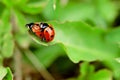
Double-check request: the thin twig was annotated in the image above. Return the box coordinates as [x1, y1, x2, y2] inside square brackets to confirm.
[24, 49, 55, 80]
[13, 47, 22, 80]
[11, 10, 22, 80]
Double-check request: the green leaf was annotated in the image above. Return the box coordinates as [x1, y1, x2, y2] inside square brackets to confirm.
[19, 1, 47, 14]
[89, 69, 112, 80]
[1, 0, 28, 8]
[103, 60, 120, 80]
[0, 67, 7, 80]
[3, 67, 13, 80]
[2, 29, 14, 58]
[0, 9, 11, 36]
[93, 0, 117, 23]
[1, 9, 10, 27]
[43, 0, 118, 28]
[80, 62, 94, 75]
[34, 44, 65, 67]
[0, 55, 3, 66]
[105, 27, 120, 44]
[14, 10, 27, 34]
[0, 3, 6, 17]
[12, 0, 28, 6]
[43, 0, 94, 21]
[1, 0, 14, 8]
[0, 9, 14, 58]
[15, 33, 30, 49]
[50, 21, 119, 63]
[77, 62, 112, 80]
[0, 15, 3, 54]
[78, 62, 94, 80]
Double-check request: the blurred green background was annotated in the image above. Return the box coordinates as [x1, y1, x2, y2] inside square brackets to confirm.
[0, 0, 120, 80]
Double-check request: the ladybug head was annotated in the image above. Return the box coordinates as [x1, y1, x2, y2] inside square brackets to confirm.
[25, 23, 34, 29]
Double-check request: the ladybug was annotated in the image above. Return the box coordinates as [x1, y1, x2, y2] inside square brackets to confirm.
[26, 22, 55, 42]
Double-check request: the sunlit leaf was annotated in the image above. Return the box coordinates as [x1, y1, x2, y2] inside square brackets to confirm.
[1, 9, 10, 27]
[19, 1, 47, 14]
[105, 27, 120, 44]
[34, 44, 65, 67]
[0, 55, 2, 66]
[3, 67, 13, 80]
[77, 62, 112, 80]
[12, 0, 28, 6]
[94, 0, 118, 23]
[14, 10, 26, 34]
[103, 60, 120, 80]
[2, 29, 14, 58]
[1, 0, 13, 8]
[78, 62, 94, 80]
[28, 21, 119, 63]
[50, 21, 119, 63]
[43, 0, 118, 28]
[1, 9, 14, 58]
[0, 67, 7, 80]
[89, 69, 112, 80]
[43, 0, 94, 21]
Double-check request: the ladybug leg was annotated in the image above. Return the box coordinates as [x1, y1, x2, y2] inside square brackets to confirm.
[28, 29, 33, 34]
[41, 37, 46, 42]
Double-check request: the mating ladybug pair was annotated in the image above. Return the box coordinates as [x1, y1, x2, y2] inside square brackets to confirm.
[26, 22, 55, 42]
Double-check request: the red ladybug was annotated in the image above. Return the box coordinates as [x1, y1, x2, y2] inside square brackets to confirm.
[26, 22, 55, 42]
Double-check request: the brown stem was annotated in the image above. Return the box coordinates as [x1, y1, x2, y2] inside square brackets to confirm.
[13, 47, 22, 80]
[10, 10, 22, 80]
[24, 50, 55, 80]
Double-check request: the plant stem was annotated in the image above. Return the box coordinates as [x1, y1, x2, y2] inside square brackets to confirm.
[14, 47, 22, 80]
[11, 10, 22, 80]
[24, 49, 55, 80]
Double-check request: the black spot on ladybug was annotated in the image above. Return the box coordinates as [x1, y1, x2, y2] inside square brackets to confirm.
[40, 34, 42, 36]
[46, 30, 48, 33]
[36, 24, 39, 26]
[47, 39, 49, 41]
[51, 35, 54, 38]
